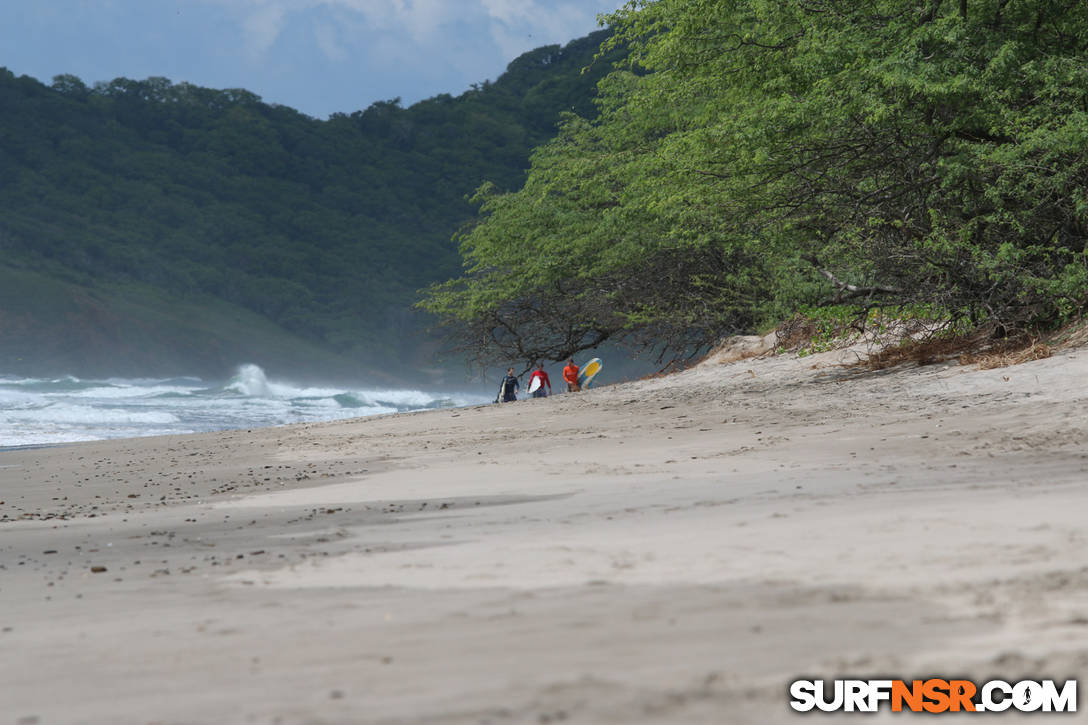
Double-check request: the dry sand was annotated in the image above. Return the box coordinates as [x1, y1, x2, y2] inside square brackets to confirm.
[2, 340, 1087, 724]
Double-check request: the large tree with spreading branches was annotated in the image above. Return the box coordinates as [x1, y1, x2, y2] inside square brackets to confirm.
[421, 0, 1088, 366]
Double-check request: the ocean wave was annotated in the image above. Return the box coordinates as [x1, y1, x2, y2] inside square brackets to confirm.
[3, 404, 181, 425]
[68, 385, 199, 400]
[1, 427, 195, 448]
[0, 376, 104, 393]
[0, 363, 487, 446]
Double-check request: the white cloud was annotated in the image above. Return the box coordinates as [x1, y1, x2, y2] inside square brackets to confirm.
[478, 0, 528, 24]
[239, 3, 287, 59]
[203, 0, 616, 62]
[483, 2, 600, 60]
[312, 21, 347, 62]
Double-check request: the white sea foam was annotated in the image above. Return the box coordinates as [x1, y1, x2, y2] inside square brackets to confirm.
[0, 363, 486, 447]
[67, 385, 197, 400]
[226, 364, 273, 397]
[3, 405, 180, 425]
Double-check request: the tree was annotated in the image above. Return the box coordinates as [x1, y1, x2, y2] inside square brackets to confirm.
[605, 0, 1088, 328]
[51, 74, 89, 98]
[423, 0, 1088, 367]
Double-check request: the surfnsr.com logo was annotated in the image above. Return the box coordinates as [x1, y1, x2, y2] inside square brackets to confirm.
[789, 679, 1077, 713]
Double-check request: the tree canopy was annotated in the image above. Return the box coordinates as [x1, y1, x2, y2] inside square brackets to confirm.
[421, 0, 1088, 366]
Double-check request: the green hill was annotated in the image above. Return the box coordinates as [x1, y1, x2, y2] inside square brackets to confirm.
[0, 30, 621, 380]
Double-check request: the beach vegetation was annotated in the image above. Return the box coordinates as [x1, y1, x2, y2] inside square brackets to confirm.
[421, 0, 1088, 368]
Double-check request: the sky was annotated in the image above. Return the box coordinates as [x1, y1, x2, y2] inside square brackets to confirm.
[0, 0, 626, 119]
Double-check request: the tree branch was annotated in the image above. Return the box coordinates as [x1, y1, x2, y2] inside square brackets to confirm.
[804, 254, 902, 302]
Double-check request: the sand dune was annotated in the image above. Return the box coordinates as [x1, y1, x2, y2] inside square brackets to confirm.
[2, 341, 1086, 723]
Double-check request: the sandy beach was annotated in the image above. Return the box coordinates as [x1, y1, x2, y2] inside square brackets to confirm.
[2, 340, 1087, 724]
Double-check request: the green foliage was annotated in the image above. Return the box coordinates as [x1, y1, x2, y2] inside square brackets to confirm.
[0, 30, 622, 374]
[423, 0, 1088, 365]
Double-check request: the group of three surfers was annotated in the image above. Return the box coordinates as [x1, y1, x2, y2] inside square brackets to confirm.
[497, 359, 581, 403]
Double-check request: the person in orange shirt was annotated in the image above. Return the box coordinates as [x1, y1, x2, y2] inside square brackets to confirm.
[563, 358, 580, 392]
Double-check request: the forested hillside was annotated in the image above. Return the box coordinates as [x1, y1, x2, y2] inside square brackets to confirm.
[0, 29, 621, 379]
[423, 0, 1088, 366]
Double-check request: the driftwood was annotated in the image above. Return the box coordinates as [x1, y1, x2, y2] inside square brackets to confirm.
[804, 254, 901, 303]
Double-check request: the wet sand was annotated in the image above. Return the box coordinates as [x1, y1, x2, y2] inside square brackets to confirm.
[2, 340, 1087, 723]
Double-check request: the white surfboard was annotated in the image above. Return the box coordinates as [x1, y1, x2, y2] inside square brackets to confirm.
[528, 376, 542, 393]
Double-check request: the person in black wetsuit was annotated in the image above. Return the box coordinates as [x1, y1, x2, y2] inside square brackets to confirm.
[497, 368, 520, 402]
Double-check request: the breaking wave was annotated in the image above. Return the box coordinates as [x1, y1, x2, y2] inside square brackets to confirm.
[0, 364, 485, 447]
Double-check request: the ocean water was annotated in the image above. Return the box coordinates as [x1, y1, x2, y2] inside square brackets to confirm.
[0, 363, 486, 448]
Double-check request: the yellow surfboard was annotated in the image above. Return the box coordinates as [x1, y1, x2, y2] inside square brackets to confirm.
[578, 358, 602, 388]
